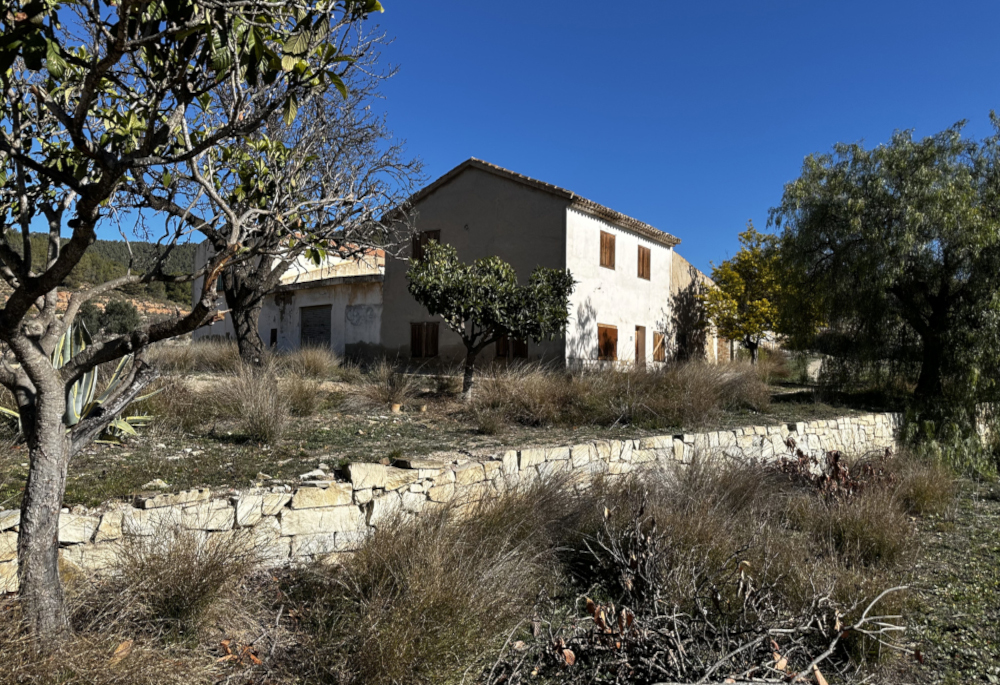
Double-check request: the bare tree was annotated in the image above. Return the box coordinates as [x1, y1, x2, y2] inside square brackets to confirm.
[135, 62, 422, 363]
[0, 0, 385, 638]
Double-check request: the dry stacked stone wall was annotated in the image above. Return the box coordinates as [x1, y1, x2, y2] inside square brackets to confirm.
[0, 412, 902, 590]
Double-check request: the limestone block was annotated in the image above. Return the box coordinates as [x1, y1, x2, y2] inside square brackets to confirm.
[436, 468, 457, 484]
[366, 491, 402, 527]
[427, 483, 455, 503]
[291, 483, 353, 510]
[616, 440, 633, 463]
[483, 461, 503, 480]
[291, 533, 339, 558]
[384, 466, 420, 491]
[708, 432, 720, 448]
[693, 434, 709, 452]
[769, 434, 787, 456]
[122, 506, 182, 536]
[608, 462, 633, 475]
[408, 482, 425, 493]
[235, 494, 264, 527]
[182, 502, 234, 531]
[519, 448, 546, 469]
[262, 493, 292, 516]
[793, 422, 806, 434]
[547, 446, 571, 461]
[736, 435, 756, 450]
[637, 435, 671, 450]
[631, 449, 658, 464]
[0, 531, 16, 562]
[594, 441, 615, 462]
[502, 450, 519, 476]
[571, 444, 593, 468]
[140, 488, 210, 510]
[538, 460, 570, 478]
[401, 491, 426, 513]
[336, 531, 368, 552]
[418, 468, 444, 479]
[0, 560, 18, 593]
[60, 542, 116, 572]
[454, 481, 491, 504]
[58, 514, 98, 544]
[94, 511, 124, 542]
[455, 462, 486, 485]
[0, 510, 19, 532]
[347, 463, 386, 490]
[717, 432, 736, 448]
[280, 506, 366, 536]
[252, 517, 290, 563]
[681, 434, 696, 444]
[579, 460, 608, 475]
[354, 488, 373, 505]
[672, 439, 685, 462]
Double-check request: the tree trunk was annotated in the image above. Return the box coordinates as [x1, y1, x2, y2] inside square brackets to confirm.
[17, 376, 71, 638]
[915, 335, 945, 400]
[747, 340, 759, 365]
[230, 298, 265, 365]
[462, 347, 477, 402]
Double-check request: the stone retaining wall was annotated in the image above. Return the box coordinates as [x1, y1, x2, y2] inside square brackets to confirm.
[0, 412, 902, 591]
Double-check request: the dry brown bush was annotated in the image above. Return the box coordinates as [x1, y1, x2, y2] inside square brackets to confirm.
[277, 345, 339, 379]
[278, 479, 575, 685]
[214, 360, 288, 443]
[148, 339, 241, 375]
[282, 374, 323, 417]
[469, 361, 771, 432]
[355, 358, 417, 407]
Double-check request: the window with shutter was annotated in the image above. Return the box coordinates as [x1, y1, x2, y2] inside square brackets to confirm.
[496, 334, 510, 359]
[635, 326, 646, 366]
[638, 246, 651, 280]
[600, 231, 615, 269]
[653, 332, 666, 362]
[597, 324, 618, 361]
[513, 338, 529, 358]
[411, 230, 441, 261]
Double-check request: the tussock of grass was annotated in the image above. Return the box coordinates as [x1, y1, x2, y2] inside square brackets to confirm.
[277, 345, 339, 379]
[469, 361, 771, 432]
[215, 360, 288, 443]
[148, 340, 241, 375]
[355, 358, 417, 407]
[282, 374, 323, 417]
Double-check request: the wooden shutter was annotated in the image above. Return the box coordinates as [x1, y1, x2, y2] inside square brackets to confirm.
[410, 323, 423, 357]
[635, 326, 646, 365]
[411, 230, 442, 262]
[653, 332, 666, 362]
[513, 338, 529, 358]
[638, 246, 651, 280]
[496, 334, 510, 359]
[425, 322, 439, 357]
[600, 231, 615, 269]
[269, 328, 278, 348]
[597, 324, 618, 361]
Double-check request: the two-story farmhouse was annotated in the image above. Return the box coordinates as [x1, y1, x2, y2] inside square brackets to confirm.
[381, 158, 718, 366]
[192, 158, 720, 365]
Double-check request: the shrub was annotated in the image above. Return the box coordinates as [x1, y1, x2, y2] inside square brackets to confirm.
[130, 378, 211, 434]
[356, 358, 416, 407]
[894, 452, 956, 516]
[108, 526, 260, 637]
[100, 298, 142, 335]
[216, 361, 288, 443]
[77, 300, 102, 333]
[805, 488, 914, 567]
[281, 480, 573, 685]
[283, 374, 322, 417]
[279, 346, 339, 379]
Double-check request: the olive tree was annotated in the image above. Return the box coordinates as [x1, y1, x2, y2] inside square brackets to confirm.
[407, 241, 575, 399]
[0, 0, 384, 637]
[772, 117, 1000, 431]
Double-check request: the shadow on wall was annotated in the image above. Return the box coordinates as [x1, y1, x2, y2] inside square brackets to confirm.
[566, 296, 598, 362]
[670, 278, 709, 362]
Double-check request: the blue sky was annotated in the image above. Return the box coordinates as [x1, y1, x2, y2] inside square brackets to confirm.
[369, 0, 1000, 273]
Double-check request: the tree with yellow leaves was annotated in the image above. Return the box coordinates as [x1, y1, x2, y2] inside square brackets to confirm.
[702, 222, 780, 364]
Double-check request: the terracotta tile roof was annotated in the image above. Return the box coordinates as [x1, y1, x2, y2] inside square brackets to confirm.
[407, 158, 680, 248]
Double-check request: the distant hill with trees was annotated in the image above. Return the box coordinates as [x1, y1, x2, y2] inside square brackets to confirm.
[9, 232, 195, 305]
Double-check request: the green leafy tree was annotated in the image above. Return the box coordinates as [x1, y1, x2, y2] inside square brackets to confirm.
[407, 242, 575, 399]
[99, 299, 141, 335]
[771, 118, 1000, 434]
[702, 223, 781, 364]
[0, 0, 383, 637]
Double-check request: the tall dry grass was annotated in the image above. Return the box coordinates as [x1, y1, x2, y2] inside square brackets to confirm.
[470, 361, 771, 432]
[215, 360, 288, 443]
[276, 345, 339, 379]
[147, 339, 242, 374]
[354, 358, 417, 407]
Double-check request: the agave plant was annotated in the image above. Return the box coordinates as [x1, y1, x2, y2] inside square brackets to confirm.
[0, 322, 155, 441]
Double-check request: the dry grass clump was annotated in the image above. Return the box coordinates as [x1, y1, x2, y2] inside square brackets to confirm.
[131, 378, 214, 434]
[470, 361, 771, 432]
[215, 360, 288, 443]
[282, 374, 323, 417]
[148, 339, 241, 374]
[277, 345, 339, 379]
[279, 480, 575, 685]
[894, 453, 956, 516]
[355, 358, 416, 407]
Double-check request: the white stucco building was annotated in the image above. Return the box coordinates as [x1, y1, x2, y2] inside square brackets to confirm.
[381, 158, 719, 366]
[192, 244, 384, 356]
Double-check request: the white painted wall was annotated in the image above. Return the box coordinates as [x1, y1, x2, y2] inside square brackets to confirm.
[260, 280, 382, 355]
[565, 208, 673, 366]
